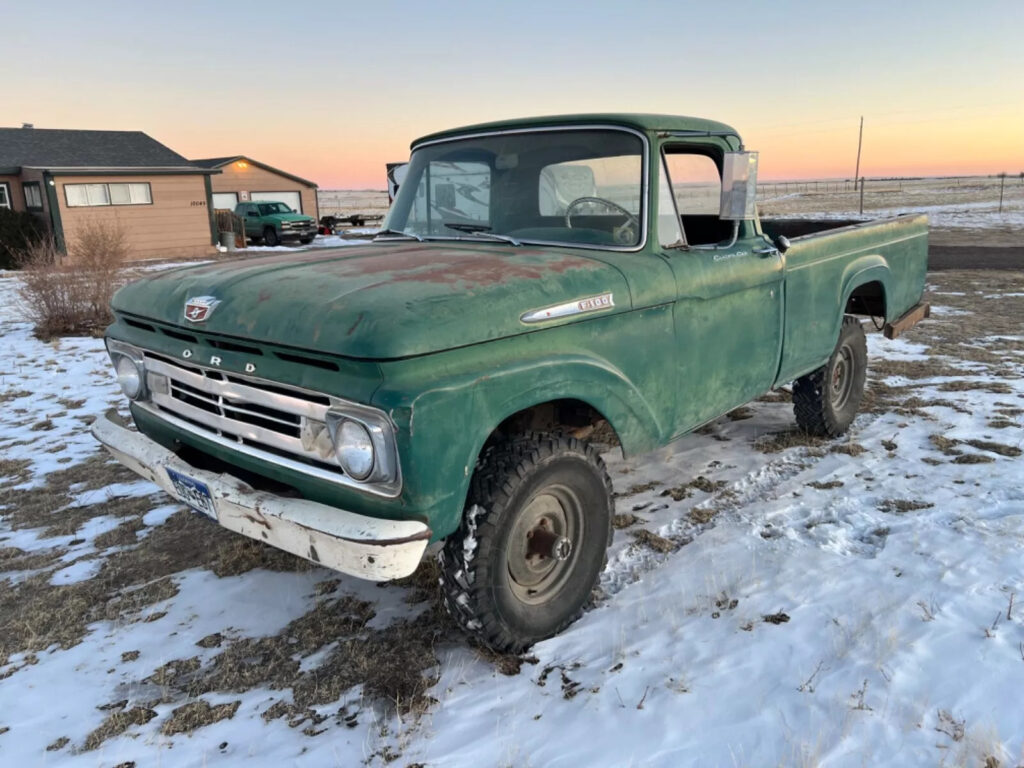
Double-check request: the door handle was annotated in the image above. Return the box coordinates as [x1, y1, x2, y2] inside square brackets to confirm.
[753, 246, 779, 258]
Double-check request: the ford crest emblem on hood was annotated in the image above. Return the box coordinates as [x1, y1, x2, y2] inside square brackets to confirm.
[184, 296, 220, 323]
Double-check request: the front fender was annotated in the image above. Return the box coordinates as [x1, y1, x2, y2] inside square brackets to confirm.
[373, 306, 676, 539]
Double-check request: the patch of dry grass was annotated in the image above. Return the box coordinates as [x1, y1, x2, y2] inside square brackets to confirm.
[612, 513, 643, 530]
[613, 480, 658, 499]
[880, 500, 934, 514]
[92, 517, 145, 550]
[870, 359, 974, 381]
[631, 529, 675, 553]
[937, 380, 1013, 395]
[754, 429, 828, 454]
[963, 439, 1021, 457]
[806, 480, 844, 490]
[0, 546, 64, 573]
[83, 706, 157, 751]
[687, 507, 719, 525]
[953, 454, 996, 464]
[161, 700, 241, 737]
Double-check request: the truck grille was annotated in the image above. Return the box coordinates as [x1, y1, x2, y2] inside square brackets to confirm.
[142, 352, 340, 473]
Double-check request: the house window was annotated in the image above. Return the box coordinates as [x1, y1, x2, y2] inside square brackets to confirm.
[23, 182, 44, 210]
[0, 183, 11, 210]
[64, 182, 152, 207]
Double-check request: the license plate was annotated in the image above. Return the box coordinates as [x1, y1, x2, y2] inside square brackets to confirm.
[166, 467, 216, 519]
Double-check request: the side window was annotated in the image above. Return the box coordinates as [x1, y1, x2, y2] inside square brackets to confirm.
[663, 152, 721, 217]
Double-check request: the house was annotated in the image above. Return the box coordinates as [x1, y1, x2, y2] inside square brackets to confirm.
[0, 126, 219, 261]
[191, 156, 319, 219]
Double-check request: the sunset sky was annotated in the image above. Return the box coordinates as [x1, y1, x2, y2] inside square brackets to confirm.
[3, 0, 1022, 188]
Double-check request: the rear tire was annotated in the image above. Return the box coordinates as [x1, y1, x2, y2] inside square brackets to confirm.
[263, 227, 279, 247]
[793, 315, 867, 437]
[439, 434, 613, 652]
[299, 236, 314, 245]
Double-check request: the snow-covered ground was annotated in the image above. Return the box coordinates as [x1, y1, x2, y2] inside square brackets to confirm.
[759, 196, 1024, 233]
[1, 271, 1022, 767]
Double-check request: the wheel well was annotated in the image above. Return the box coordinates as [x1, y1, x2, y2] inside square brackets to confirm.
[485, 399, 620, 450]
[845, 281, 886, 318]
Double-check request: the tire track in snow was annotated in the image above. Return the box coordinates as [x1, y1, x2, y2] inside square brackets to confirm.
[596, 413, 880, 599]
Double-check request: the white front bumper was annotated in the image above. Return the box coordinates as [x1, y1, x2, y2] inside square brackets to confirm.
[91, 410, 430, 581]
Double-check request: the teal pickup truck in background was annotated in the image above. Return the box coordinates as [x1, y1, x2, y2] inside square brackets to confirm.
[94, 113, 929, 651]
[235, 200, 317, 246]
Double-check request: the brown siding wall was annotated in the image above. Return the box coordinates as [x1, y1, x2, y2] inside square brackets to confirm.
[1, 175, 25, 212]
[55, 174, 215, 262]
[210, 161, 318, 219]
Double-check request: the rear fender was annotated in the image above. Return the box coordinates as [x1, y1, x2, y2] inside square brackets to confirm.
[835, 255, 892, 340]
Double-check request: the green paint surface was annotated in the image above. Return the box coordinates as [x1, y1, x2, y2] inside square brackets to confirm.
[106, 115, 928, 541]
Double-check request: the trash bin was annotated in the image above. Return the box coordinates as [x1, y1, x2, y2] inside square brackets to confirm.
[219, 231, 236, 251]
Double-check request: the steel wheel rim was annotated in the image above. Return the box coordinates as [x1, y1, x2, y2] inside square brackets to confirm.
[830, 345, 855, 410]
[506, 486, 583, 605]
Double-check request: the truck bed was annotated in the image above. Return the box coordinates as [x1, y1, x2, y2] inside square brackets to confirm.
[771, 214, 929, 385]
[760, 217, 868, 240]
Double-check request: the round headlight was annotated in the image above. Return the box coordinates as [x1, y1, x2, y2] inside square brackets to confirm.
[334, 419, 374, 480]
[115, 355, 143, 400]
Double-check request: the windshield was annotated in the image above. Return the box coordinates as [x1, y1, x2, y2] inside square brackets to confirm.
[259, 202, 294, 215]
[382, 129, 645, 248]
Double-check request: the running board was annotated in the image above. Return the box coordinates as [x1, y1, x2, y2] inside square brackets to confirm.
[883, 302, 931, 340]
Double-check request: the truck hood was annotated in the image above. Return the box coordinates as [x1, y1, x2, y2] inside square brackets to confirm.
[113, 243, 630, 359]
[272, 213, 314, 224]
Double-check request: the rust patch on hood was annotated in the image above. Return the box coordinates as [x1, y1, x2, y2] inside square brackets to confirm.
[308, 245, 602, 288]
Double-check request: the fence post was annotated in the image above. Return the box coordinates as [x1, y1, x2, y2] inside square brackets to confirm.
[999, 173, 1006, 213]
[859, 177, 865, 215]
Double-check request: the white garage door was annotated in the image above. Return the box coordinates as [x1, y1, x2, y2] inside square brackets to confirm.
[212, 192, 238, 210]
[251, 191, 302, 213]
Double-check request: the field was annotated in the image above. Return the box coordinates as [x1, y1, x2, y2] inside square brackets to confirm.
[758, 175, 1024, 248]
[1, 258, 1022, 766]
[315, 175, 1024, 251]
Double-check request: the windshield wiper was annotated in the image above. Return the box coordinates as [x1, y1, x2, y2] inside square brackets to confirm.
[374, 228, 424, 242]
[441, 222, 521, 246]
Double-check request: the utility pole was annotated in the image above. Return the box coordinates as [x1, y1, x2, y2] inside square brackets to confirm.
[854, 116, 864, 187]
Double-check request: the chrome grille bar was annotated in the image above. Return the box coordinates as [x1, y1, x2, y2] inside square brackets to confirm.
[142, 352, 339, 470]
[145, 356, 330, 420]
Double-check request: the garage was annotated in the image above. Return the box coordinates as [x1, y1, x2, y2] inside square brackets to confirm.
[192, 156, 318, 220]
[251, 190, 302, 213]
[211, 192, 238, 210]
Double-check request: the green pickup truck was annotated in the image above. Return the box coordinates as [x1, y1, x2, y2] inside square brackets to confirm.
[93, 114, 929, 651]
[235, 200, 317, 246]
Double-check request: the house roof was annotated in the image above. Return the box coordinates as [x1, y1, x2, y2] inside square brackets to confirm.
[189, 156, 318, 188]
[0, 127, 211, 173]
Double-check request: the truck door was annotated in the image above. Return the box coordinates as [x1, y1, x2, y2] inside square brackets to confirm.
[242, 204, 259, 237]
[657, 148, 784, 433]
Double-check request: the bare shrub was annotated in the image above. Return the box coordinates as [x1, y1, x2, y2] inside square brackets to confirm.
[16, 218, 128, 338]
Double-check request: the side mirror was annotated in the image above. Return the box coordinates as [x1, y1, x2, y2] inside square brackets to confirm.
[719, 151, 759, 221]
[776, 235, 791, 254]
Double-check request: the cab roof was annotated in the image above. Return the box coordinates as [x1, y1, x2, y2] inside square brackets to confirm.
[411, 113, 740, 148]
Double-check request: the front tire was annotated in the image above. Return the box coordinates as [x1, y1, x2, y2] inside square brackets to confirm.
[793, 315, 867, 437]
[263, 227, 280, 247]
[439, 434, 613, 652]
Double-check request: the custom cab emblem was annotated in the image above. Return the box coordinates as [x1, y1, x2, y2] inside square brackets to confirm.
[183, 296, 220, 323]
[520, 293, 615, 324]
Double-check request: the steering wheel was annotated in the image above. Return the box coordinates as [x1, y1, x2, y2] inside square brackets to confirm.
[564, 196, 640, 245]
